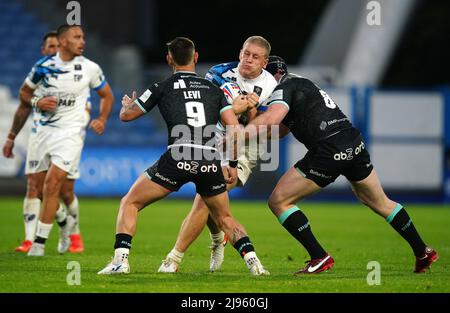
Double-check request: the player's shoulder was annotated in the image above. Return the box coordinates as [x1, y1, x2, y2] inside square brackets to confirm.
[261, 69, 278, 87]
[33, 54, 56, 67]
[205, 61, 239, 81]
[208, 61, 239, 74]
[279, 73, 309, 87]
[76, 56, 99, 68]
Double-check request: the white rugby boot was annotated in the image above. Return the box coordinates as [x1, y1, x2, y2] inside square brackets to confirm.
[57, 215, 76, 254]
[98, 248, 130, 275]
[209, 232, 228, 272]
[27, 242, 45, 257]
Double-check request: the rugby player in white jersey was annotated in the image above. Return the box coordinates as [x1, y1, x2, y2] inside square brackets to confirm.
[158, 36, 277, 273]
[3, 31, 87, 254]
[18, 24, 114, 256]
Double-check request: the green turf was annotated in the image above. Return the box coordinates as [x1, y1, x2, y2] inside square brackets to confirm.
[0, 197, 449, 293]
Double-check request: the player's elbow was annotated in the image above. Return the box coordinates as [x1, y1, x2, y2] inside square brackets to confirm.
[120, 112, 133, 122]
[19, 84, 32, 104]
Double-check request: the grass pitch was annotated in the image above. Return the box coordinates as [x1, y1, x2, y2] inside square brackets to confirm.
[0, 197, 449, 293]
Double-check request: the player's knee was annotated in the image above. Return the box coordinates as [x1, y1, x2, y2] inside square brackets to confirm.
[268, 193, 283, 213]
[120, 194, 142, 212]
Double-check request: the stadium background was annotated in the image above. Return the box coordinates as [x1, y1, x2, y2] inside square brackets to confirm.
[0, 0, 449, 295]
[1, 0, 449, 202]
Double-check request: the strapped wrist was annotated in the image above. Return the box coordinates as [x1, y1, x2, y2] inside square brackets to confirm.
[229, 160, 238, 168]
[7, 131, 16, 141]
[30, 96, 40, 108]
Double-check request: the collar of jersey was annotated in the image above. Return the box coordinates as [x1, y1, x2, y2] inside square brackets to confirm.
[174, 71, 197, 76]
[237, 65, 266, 83]
[55, 52, 80, 64]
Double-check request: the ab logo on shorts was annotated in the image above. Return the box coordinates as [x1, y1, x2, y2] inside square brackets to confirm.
[177, 161, 218, 174]
[333, 140, 365, 161]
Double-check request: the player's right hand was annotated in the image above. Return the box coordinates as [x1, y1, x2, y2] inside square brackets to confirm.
[246, 92, 260, 109]
[223, 166, 237, 184]
[2, 140, 14, 158]
[122, 91, 137, 106]
[37, 96, 58, 111]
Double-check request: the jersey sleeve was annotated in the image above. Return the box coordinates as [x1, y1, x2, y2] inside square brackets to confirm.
[266, 83, 291, 111]
[205, 61, 239, 88]
[219, 92, 233, 115]
[89, 62, 107, 91]
[24, 57, 50, 89]
[134, 82, 163, 113]
[205, 65, 227, 87]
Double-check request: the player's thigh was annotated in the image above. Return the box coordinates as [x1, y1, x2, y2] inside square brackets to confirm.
[122, 174, 171, 210]
[43, 163, 69, 194]
[269, 167, 322, 213]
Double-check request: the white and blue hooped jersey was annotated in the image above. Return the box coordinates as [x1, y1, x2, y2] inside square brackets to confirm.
[25, 52, 105, 133]
[205, 61, 277, 134]
[205, 61, 277, 110]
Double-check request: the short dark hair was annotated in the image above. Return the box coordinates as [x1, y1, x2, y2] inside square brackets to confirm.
[166, 37, 195, 66]
[42, 30, 57, 43]
[57, 24, 81, 37]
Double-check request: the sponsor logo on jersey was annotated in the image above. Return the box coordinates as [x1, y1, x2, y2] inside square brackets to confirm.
[139, 89, 152, 102]
[174, 79, 187, 89]
[74, 64, 82, 70]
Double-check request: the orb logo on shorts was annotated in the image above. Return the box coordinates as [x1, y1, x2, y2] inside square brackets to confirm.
[177, 161, 218, 174]
[333, 141, 365, 161]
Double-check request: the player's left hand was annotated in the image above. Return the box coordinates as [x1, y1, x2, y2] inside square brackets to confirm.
[89, 118, 106, 135]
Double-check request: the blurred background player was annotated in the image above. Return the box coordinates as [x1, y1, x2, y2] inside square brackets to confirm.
[2, 30, 85, 253]
[98, 37, 269, 276]
[22, 24, 114, 256]
[158, 36, 277, 273]
[246, 56, 438, 274]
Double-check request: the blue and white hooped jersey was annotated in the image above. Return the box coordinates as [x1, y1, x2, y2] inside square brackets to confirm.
[205, 61, 277, 135]
[25, 53, 106, 133]
[205, 61, 277, 110]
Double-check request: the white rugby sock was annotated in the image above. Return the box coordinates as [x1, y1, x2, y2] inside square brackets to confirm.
[113, 248, 130, 264]
[55, 204, 67, 223]
[23, 198, 40, 242]
[210, 231, 225, 244]
[35, 221, 53, 241]
[168, 248, 184, 264]
[67, 196, 80, 234]
[243, 251, 260, 269]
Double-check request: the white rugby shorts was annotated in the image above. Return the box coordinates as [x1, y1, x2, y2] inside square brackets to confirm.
[32, 130, 84, 178]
